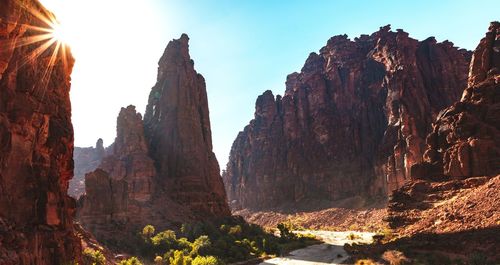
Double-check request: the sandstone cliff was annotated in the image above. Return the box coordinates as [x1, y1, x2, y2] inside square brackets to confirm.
[78, 106, 191, 243]
[143, 34, 230, 217]
[70, 139, 105, 198]
[223, 26, 471, 210]
[0, 0, 81, 263]
[78, 35, 230, 245]
[381, 22, 500, 263]
[389, 21, 499, 230]
[413, 21, 500, 180]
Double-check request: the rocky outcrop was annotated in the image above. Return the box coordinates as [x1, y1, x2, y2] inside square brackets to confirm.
[78, 35, 230, 245]
[224, 26, 471, 210]
[383, 22, 500, 263]
[70, 139, 105, 198]
[78, 106, 178, 242]
[0, 0, 81, 264]
[144, 34, 230, 217]
[413, 21, 500, 179]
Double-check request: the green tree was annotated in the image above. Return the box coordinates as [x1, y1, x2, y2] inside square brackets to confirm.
[118, 257, 143, 265]
[192, 256, 221, 265]
[170, 250, 192, 265]
[142, 225, 156, 238]
[82, 248, 106, 265]
[190, 235, 211, 256]
[151, 230, 177, 249]
[228, 225, 242, 236]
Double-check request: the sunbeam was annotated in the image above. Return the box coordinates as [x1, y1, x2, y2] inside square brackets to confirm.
[1, 0, 71, 70]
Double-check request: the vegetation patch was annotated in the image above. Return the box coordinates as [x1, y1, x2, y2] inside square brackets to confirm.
[114, 216, 319, 264]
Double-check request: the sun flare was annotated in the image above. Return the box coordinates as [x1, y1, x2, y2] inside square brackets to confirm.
[49, 21, 71, 45]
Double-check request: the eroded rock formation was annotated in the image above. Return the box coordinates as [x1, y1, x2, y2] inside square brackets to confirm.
[224, 26, 471, 210]
[0, 0, 81, 263]
[78, 35, 230, 245]
[413, 21, 500, 179]
[78, 106, 179, 242]
[144, 34, 230, 217]
[383, 22, 500, 262]
[70, 139, 105, 198]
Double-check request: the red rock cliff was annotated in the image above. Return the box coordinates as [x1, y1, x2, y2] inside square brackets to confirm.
[0, 0, 81, 263]
[384, 23, 499, 259]
[78, 35, 230, 245]
[223, 26, 471, 210]
[78, 106, 189, 243]
[412, 21, 499, 180]
[144, 34, 230, 217]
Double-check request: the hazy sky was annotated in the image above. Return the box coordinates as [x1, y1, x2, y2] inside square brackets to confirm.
[40, 0, 498, 169]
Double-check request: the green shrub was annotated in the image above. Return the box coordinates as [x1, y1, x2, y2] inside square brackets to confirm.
[152, 230, 178, 249]
[82, 248, 106, 265]
[277, 223, 295, 241]
[228, 225, 242, 236]
[219, 224, 229, 233]
[170, 250, 192, 265]
[139, 217, 319, 264]
[191, 235, 211, 256]
[143, 225, 156, 238]
[192, 256, 221, 265]
[118, 257, 143, 265]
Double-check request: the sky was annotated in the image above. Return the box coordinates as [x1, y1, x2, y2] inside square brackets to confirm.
[39, 0, 498, 169]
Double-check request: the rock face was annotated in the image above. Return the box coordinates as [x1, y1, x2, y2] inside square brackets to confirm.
[413, 21, 500, 179]
[384, 22, 500, 262]
[223, 26, 471, 210]
[70, 139, 105, 198]
[78, 35, 230, 244]
[78, 106, 171, 242]
[0, 0, 81, 264]
[143, 34, 230, 217]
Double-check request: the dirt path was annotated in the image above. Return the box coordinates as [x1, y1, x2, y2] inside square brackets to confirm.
[260, 231, 375, 265]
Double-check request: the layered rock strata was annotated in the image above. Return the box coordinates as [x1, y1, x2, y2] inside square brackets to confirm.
[143, 34, 229, 217]
[412, 21, 500, 179]
[385, 21, 500, 261]
[78, 35, 230, 244]
[0, 0, 81, 263]
[224, 26, 471, 210]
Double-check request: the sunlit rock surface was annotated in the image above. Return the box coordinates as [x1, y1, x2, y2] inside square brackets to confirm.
[385, 22, 500, 262]
[224, 25, 471, 210]
[0, 0, 81, 263]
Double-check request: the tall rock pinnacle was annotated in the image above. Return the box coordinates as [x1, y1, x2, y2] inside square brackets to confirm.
[144, 34, 230, 217]
[79, 35, 230, 246]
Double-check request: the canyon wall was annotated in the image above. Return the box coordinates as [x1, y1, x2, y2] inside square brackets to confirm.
[69, 139, 105, 198]
[223, 26, 471, 210]
[413, 21, 499, 179]
[0, 0, 81, 263]
[385, 22, 499, 258]
[78, 35, 230, 244]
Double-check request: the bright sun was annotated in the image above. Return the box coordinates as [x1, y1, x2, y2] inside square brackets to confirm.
[35, 0, 166, 148]
[49, 22, 71, 45]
